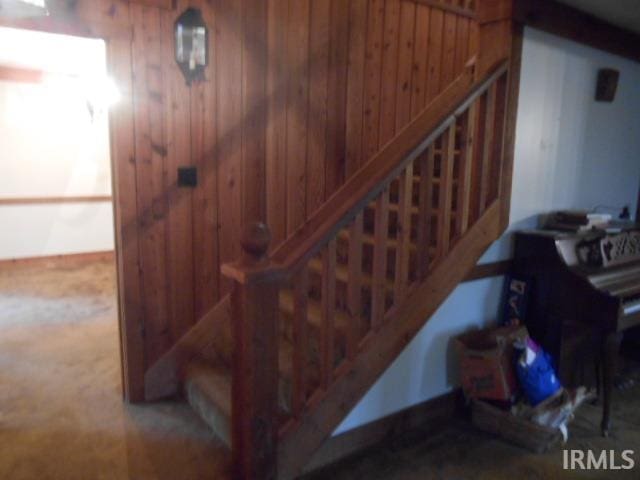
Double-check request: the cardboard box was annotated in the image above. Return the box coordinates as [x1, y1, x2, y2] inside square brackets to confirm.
[456, 325, 528, 401]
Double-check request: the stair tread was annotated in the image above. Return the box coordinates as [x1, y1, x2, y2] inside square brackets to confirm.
[185, 361, 232, 447]
[186, 335, 305, 445]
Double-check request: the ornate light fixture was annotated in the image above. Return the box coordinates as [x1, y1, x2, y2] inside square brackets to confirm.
[174, 8, 208, 85]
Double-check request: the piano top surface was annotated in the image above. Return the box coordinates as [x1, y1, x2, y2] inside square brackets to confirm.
[516, 227, 640, 301]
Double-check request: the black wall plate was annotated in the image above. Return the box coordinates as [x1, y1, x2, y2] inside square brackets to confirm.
[178, 166, 198, 187]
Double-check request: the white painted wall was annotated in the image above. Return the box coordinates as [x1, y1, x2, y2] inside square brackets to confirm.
[335, 27, 640, 435]
[0, 28, 115, 260]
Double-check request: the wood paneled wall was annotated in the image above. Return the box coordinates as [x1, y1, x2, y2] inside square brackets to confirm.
[267, 0, 479, 246]
[0, 0, 478, 400]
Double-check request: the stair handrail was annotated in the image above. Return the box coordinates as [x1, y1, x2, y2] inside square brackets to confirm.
[223, 59, 507, 284]
[221, 58, 509, 480]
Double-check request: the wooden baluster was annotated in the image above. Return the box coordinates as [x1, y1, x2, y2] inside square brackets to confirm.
[346, 213, 363, 358]
[479, 82, 497, 213]
[457, 102, 477, 235]
[371, 188, 390, 329]
[394, 163, 414, 304]
[222, 222, 279, 480]
[439, 123, 456, 255]
[321, 239, 337, 388]
[490, 74, 509, 203]
[292, 266, 309, 417]
[416, 147, 434, 280]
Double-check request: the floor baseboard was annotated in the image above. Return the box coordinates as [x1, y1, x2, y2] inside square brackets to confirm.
[0, 250, 115, 266]
[304, 389, 464, 474]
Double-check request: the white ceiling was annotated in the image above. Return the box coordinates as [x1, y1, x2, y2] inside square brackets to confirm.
[556, 0, 640, 34]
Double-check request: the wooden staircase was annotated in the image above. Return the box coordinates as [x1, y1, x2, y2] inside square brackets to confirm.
[143, 13, 515, 476]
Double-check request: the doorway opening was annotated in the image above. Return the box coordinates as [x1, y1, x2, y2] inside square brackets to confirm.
[0, 26, 123, 401]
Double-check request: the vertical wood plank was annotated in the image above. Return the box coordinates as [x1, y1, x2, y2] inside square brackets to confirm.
[307, 0, 330, 215]
[371, 188, 389, 329]
[162, 0, 195, 340]
[107, 34, 146, 401]
[131, 5, 171, 365]
[489, 73, 508, 205]
[468, 15, 479, 66]
[292, 266, 309, 416]
[454, 17, 470, 76]
[457, 101, 476, 235]
[394, 163, 414, 303]
[345, 0, 368, 177]
[286, 0, 311, 234]
[425, 7, 444, 105]
[216, 0, 244, 295]
[242, 0, 268, 224]
[326, 0, 350, 193]
[410, 5, 430, 118]
[479, 83, 496, 212]
[362, 0, 386, 159]
[321, 239, 337, 388]
[192, 1, 220, 317]
[440, 12, 457, 87]
[395, 1, 416, 131]
[416, 149, 432, 280]
[469, 91, 487, 223]
[439, 123, 456, 254]
[378, 0, 401, 146]
[347, 212, 363, 355]
[266, 0, 289, 247]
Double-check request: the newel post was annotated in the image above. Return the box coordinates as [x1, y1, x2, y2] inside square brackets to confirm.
[222, 222, 280, 480]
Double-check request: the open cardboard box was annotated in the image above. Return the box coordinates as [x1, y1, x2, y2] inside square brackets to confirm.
[456, 325, 529, 402]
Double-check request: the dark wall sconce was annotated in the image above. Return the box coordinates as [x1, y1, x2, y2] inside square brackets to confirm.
[595, 68, 619, 102]
[175, 8, 208, 86]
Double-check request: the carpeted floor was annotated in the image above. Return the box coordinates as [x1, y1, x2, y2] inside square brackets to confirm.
[1, 256, 639, 479]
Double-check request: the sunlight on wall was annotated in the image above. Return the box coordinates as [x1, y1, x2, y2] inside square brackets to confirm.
[0, 27, 116, 259]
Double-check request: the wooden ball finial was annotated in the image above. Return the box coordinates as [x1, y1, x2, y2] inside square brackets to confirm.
[240, 222, 271, 262]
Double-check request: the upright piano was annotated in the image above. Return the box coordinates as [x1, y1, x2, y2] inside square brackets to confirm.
[513, 227, 640, 436]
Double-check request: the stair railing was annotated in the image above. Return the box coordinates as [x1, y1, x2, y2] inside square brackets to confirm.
[222, 58, 509, 480]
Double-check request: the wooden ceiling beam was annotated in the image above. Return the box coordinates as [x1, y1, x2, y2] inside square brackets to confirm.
[514, 0, 640, 63]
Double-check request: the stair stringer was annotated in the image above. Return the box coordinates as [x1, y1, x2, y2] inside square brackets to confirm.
[277, 201, 502, 480]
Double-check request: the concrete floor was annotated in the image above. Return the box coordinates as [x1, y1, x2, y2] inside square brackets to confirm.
[1, 256, 639, 479]
[0, 256, 229, 480]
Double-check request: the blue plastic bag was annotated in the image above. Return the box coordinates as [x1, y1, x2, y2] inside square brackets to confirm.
[516, 339, 562, 406]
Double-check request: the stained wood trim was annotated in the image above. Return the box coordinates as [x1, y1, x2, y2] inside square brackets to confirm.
[0, 250, 115, 266]
[463, 259, 512, 282]
[0, 196, 113, 206]
[304, 389, 464, 474]
[514, 0, 640, 64]
[413, 0, 476, 20]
